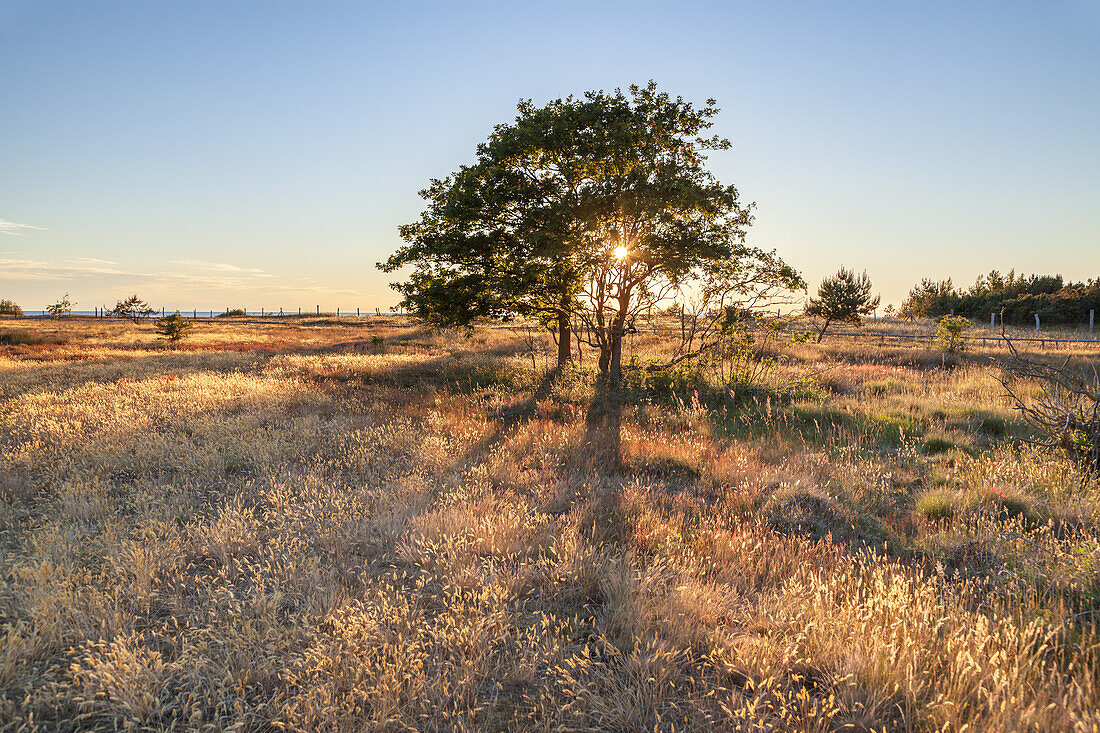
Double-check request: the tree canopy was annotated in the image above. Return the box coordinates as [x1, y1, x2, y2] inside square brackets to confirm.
[900, 270, 1099, 325]
[381, 82, 802, 383]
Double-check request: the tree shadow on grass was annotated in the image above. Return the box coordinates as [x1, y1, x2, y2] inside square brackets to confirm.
[561, 385, 635, 548]
[580, 384, 623, 472]
[445, 365, 565, 478]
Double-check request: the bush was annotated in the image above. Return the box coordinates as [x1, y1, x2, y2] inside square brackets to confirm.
[999, 343, 1099, 474]
[155, 312, 193, 342]
[934, 315, 971, 353]
[0, 299, 23, 316]
[216, 309, 247, 318]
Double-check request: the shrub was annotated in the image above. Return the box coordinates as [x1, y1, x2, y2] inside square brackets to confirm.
[934, 315, 971, 353]
[216, 309, 248, 318]
[999, 340, 1100, 474]
[155, 312, 193, 342]
[0, 299, 23, 316]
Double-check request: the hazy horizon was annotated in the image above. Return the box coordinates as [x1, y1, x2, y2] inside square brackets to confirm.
[2, 1, 1098, 311]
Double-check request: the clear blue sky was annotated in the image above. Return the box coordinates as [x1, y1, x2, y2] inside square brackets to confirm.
[2, 0, 1098, 311]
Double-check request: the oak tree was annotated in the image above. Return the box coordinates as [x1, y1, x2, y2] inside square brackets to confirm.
[383, 83, 801, 385]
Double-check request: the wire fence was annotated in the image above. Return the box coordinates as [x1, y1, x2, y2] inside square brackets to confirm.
[785, 329, 1100, 350]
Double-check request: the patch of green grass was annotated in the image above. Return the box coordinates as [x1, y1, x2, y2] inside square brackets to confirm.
[863, 411, 919, 446]
[922, 436, 957, 455]
[861, 378, 906, 397]
[915, 490, 958, 520]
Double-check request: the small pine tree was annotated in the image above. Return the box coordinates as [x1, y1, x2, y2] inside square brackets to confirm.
[109, 295, 156, 323]
[154, 312, 193, 342]
[805, 268, 880, 342]
[45, 293, 73, 320]
[935, 315, 971, 353]
[0, 299, 23, 316]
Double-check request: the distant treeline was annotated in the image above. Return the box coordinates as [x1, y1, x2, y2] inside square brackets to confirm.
[900, 270, 1100, 325]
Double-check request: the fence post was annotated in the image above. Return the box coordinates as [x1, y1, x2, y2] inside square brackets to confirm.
[316, 305, 320, 315]
[1091, 309, 1095, 333]
[1035, 313, 1040, 332]
[357, 307, 360, 317]
[991, 312, 995, 328]
[337, 307, 340, 317]
[193, 309, 196, 318]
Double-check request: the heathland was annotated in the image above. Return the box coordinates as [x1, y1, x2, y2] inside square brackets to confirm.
[1, 315, 1098, 731]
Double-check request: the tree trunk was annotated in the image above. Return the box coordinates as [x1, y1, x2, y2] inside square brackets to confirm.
[609, 331, 623, 388]
[816, 318, 831, 343]
[556, 309, 571, 367]
[608, 301, 628, 389]
[598, 344, 611, 376]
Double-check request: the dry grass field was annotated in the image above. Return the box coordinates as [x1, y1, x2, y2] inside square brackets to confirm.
[1, 315, 1098, 731]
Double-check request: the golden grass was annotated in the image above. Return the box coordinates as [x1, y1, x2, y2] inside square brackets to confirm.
[0, 317, 1098, 731]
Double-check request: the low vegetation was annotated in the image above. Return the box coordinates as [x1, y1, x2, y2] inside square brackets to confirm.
[934, 314, 971, 353]
[154, 312, 193, 342]
[1, 317, 1098, 731]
